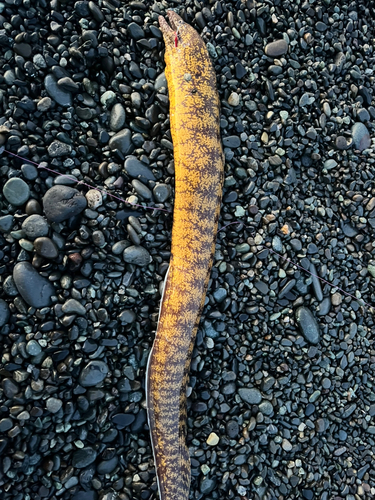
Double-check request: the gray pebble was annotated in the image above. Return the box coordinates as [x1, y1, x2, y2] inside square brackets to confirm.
[109, 103, 126, 132]
[3, 178, 30, 206]
[62, 299, 86, 316]
[2, 378, 19, 398]
[132, 179, 152, 200]
[34, 237, 59, 259]
[310, 263, 323, 302]
[44, 74, 72, 107]
[238, 387, 262, 404]
[97, 456, 118, 475]
[13, 262, 55, 308]
[72, 447, 97, 468]
[153, 183, 171, 203]
[222, 136, 240, 148]
[295, 306, 320, 344]
[0, 299, 10, 327]
[123, 245, 152, 266]
[0, 418, 13, 432]
[46, 397, 62, 413]
[352, 122, 371, 151]
[125, 157, 156, 181]
[47, 140, 72, 157]
[335, 135, 348, 150]
[265, 39, 288, 57]
[357, 108, 370, 122]
[79, 361, 109, 387]
[317, 297, 331, 316]
[108, 129, 132, 154]
[0, 215, 14, 233]
[26, 340, 42, 356]
[43, 186, 87, 222]
[154, 72, 167, 90]
[119, 309, 136, 324]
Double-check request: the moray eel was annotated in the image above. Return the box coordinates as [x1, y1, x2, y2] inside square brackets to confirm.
[145, 10, 224, 500]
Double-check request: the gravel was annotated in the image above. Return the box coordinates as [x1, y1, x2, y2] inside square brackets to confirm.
[0, 0, 374, 499]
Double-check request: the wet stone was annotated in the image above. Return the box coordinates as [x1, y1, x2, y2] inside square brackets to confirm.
[124, 156, 156, 181]
[259, 401, 274, 415]
[46, 397, 62, 413]
[222, 136, 241, 148]
[265, 39, 288, 57]
[62, 299, 86, 316]
[226, 420, 239, 438]
[44, 75, 72, 107]
[0, 418, 13, 432]
[13, 262, 55, 308]
[97, 456, 118, 475]
[79, 361, 108, 387]
[153, 183, 170, 203]
[21, 215, 49, 239]
[3, 178, 30, 206]
[43, 186, 87, 222]
[0, 215, 14, 233]
[123, 245, 152, 266]
[0, 299, 10, 327]
[2, 378, 19, 398]
[310, 263, 323, 302]
[72, 447, 97, 468]
[352, 122, 371, 151]
[34, 237, 59, 259]
[335, 136, 348, 150]
[295, 307, 320, 344]
[238, 388, 262, 404]
[111, 413, 135, 428]
[109, 103, 126, 132]
[47, 140, 72, 157]
[26, 340, 42, 356]
[108, 129, 132, 154]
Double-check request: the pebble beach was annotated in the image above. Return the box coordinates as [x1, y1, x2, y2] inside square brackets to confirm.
[0, 0, 375, 499]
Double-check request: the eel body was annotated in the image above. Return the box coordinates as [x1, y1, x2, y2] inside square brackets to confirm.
[145, 10, 224, 500]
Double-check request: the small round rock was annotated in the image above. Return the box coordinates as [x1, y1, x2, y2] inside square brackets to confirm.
[79, 360, 109, 387]
[206, 432, 220, 446]
[22, 215, 49, 239]
[46, 397, 63, 413]
[3, 178, 30, 206]
[265, 39, 288, 57]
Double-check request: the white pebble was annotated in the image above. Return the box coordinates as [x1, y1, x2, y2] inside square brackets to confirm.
[86, 189, 103, 209]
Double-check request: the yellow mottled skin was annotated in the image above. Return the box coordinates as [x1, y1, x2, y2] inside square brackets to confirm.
[146, 10, 224, 500]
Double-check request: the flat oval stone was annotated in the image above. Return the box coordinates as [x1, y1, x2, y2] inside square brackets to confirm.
[13, 262, 55, 308]
[123, 245, 152, 266]
[3, 178, 30, 206]
[238, 387, 262, 404]
[265, 39, 288, 57]
[96, 456, 119, 475]
[295, 306, 320, 344]
[44, 74, 72, 107]
[352, 122, 371, 151]
[22, 215, 49, 239]
[124, 156, 155, 181]
[34, 237, 59, 259]
[79, 360, 108, 387]
[0, 299, 10, 327]
[43, 186, 87, 222]
[72, 447, 97, 468]
[109, 103, 126, 132]
[0, 215, 14, 233]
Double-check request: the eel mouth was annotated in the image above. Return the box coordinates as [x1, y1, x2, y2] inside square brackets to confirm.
[158, 10, 184, 46]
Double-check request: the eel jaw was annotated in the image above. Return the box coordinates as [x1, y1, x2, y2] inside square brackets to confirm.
[158, 10, 185, 47]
